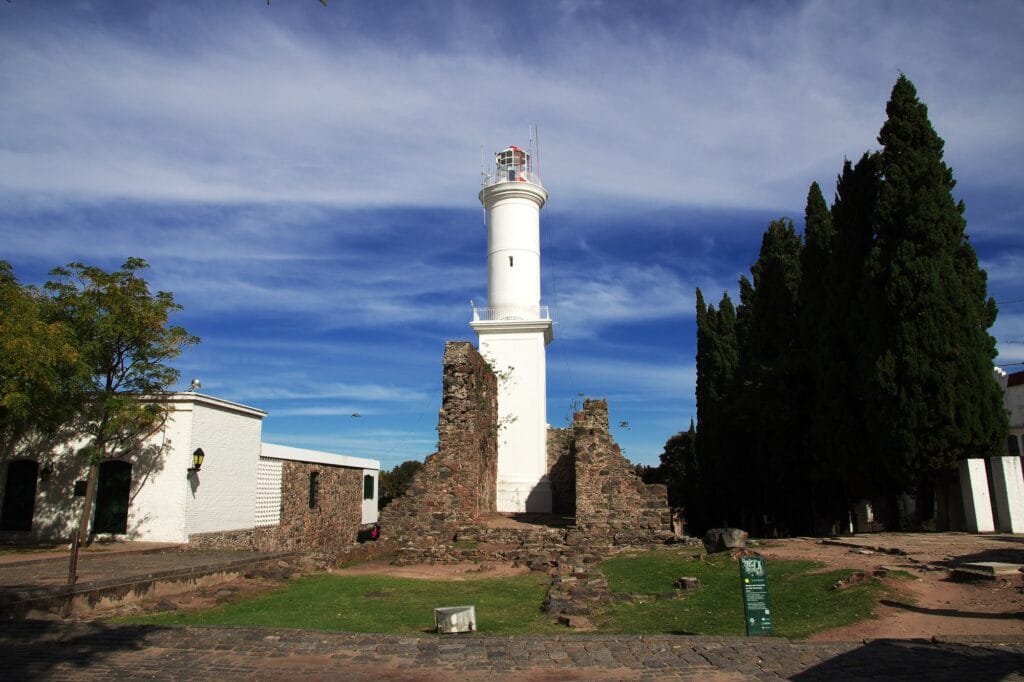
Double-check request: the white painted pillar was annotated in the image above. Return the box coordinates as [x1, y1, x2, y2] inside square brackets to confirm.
[989, 456, 1024, 533]
[959, 459, 995, 533]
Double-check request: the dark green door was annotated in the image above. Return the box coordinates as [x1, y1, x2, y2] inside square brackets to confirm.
[1, 460, 39, 532]
[93, 460, 131, 534]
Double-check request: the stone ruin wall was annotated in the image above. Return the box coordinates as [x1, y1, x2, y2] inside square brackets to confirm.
[546, 426, 575, 516]
[378, 344, 669, 563]
[188, 460, 370, 555]
[379, 341, 498, 551]
[572, 399, 672, 543]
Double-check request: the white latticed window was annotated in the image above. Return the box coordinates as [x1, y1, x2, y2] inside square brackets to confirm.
[255, 457, 283, 527]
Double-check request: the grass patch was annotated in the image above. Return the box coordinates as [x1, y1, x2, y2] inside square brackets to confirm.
[598, 549, 887, 638]
[120, 573, 563, 635]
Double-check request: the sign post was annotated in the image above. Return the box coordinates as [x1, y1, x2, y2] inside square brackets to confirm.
[739, 556, 773, 636]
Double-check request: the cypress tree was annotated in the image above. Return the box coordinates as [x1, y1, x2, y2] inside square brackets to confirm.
[693, 288, 739, 529]
[867, 75, 1006, 497]
[797, 183, 837, 529]
[740, 219, 804, 534]
[827, 153, 884, 507]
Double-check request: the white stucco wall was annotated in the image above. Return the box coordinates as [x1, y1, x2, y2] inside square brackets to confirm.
[126, 401, 194, 542]
[183, 396, 265, 536]
[362, 468, 379, 524]
[1004, 372, 1024, 456]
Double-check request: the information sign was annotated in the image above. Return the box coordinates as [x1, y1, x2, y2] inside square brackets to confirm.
[739, 556, 773, 636]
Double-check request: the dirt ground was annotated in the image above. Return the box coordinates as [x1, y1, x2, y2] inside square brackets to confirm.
[124, 533, 1024, 640]
[754, 533, 1024, 640]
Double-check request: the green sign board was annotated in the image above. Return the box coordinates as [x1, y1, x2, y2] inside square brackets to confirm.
[739, 556, 773, 636]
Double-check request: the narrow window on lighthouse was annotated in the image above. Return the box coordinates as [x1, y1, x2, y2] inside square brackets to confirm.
[509, 256, 514, 267]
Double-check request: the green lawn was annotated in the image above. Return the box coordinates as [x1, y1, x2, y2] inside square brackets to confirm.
[123, 572, 564, 634]
[122, 549, 889, 639]
[599, 548, 886, 638]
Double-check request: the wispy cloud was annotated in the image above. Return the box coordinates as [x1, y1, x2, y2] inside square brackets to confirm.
[2, 3, 1022, 210]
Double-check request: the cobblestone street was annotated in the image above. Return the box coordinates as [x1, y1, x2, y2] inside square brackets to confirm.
[1, 621, 1022, 680]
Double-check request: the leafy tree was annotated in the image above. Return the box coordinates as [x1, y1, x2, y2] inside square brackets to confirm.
[659, 419, 696, 508]
[43, 259, 199, 555]
[865, 75, 1006, 496]
[0, 263, 84, 459]
[379, 459, 423, 508]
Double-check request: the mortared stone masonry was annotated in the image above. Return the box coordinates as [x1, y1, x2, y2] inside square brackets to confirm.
[380, 342, 669, 562]
[379, 341, 499, 551]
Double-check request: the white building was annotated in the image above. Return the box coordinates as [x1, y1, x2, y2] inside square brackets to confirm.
[0, 391, 379, 546]
[470, 143, 553, 513]
[959, 368, 1024, 533]
[1001, 368, 1024, 458]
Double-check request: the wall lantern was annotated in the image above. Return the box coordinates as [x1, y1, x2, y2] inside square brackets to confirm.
[189, 448, 206, 473]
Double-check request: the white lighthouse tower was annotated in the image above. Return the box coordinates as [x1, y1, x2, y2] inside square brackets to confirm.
[471, 143, 553, 513]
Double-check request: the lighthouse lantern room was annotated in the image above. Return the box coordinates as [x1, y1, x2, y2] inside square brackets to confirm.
[471, 142, 553, 513]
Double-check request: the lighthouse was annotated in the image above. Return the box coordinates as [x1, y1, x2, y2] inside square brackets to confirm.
[471, 144, 553, 513]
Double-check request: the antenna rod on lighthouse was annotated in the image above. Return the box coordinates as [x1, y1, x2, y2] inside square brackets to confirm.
[531, 124, 541, 179]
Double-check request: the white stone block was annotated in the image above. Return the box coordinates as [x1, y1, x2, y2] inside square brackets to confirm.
[989, 456, 1024, 533]
[959, 459, 995, 533]
[434, 606, 476, 634]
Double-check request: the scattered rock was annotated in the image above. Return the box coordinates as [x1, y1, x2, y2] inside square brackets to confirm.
[729, 548, 761, 560]
[154, 598, 179, 611]
[673, 576, 701, 590]
[557, 614, 594, 630]
[703, 528, 748, 554]
[832, 571, 872, 590]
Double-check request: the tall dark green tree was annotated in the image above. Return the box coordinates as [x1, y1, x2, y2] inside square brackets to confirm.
[740, 219, 805, 534]
[797, 183, 839, 528]
[866, 75, 1006, 496]
[693, 289, 740, 529]
[826, 153, 884, 508]
[660, 419, 696, 509]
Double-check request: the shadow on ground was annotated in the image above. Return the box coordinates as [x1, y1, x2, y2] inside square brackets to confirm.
[0, 620, 164, 679]
[791, 638, 1024, 681]
[879, 599, 1024, 621]
[933, 546, 1024, 568]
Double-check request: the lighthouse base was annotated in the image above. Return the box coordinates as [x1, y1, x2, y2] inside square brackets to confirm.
[472, 318, 553, 515]
[497, 475, 552, 513]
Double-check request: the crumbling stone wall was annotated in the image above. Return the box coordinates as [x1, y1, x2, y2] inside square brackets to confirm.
[572, 399, 671, 543]
[547, 426, 575, 515]
[380, 341, 498, 550]
[188, 460, 366, 554]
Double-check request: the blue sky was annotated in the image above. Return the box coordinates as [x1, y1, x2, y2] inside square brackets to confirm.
[2, 1, 1023, 469]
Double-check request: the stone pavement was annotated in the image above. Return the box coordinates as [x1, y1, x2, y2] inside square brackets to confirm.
[0, 547, 292, 590]
[0, 547, 298, 618]
[1, 620, 1022, 681]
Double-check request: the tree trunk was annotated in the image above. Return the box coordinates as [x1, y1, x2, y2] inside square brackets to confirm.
[67, 462, 98, 585]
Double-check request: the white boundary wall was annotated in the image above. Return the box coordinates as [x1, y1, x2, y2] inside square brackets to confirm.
[959, 458, 995, 533]
[990, 456, 1024, 533]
